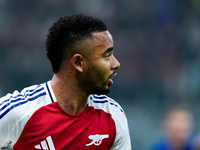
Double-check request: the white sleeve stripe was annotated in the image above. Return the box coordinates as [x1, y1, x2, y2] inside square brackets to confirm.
[90, 95, 124, 113]
[0, 92, 46, 120]
[0, 85, 43, 106]
[0, 86, 44, 110]
[92, 94, 117, 103]
[0, 87, 46, 119]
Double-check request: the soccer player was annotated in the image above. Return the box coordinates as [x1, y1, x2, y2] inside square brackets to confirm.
[0, 14, 132, 149]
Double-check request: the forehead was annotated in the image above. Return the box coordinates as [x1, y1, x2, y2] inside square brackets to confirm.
[90, 31, 113, 50]
[92, 31, 113, 42]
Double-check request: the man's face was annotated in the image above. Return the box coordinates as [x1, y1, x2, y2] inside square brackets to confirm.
[165, 111, 193, 145]
[81, 31, 120, 95]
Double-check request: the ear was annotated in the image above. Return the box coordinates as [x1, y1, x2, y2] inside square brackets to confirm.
[70, 54, 84, 72]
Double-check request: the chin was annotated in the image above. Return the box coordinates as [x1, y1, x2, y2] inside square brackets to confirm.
[92, 88, 110, 95]
[100, 88, 110, 95]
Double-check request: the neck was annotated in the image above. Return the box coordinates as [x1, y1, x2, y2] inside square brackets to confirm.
[51, 74, 89, 115]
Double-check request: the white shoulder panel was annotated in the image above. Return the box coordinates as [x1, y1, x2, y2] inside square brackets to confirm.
[0, 82, 54, 148]
[88, 94, 132, 150]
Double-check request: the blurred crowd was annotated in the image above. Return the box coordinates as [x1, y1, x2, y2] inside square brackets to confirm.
[1, 0, 200, 149]
[153, 106, 199, 150]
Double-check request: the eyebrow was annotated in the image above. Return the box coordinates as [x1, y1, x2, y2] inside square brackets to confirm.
[103, 47, 114, 54]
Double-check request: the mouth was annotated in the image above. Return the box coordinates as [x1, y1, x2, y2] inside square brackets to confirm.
[108, 72, 117, 86]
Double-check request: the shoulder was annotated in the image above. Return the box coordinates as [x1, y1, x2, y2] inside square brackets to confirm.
[88, 94, 125, 118]
[0, 83, 47, 119]
[88, 94, 126, 126]
[88, 94, 132, 149]
[88, 94, 127, 130]
[0, 83, 52, 146]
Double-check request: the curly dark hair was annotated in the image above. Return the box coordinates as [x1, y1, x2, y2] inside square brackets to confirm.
[46, 14, 108, 73]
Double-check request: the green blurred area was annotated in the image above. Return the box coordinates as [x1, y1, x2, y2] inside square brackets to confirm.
[1, 0, 200, 149]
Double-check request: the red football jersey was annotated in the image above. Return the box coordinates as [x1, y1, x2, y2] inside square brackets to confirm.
[0, 81, 132, 150]
[14, 102, 116, 149]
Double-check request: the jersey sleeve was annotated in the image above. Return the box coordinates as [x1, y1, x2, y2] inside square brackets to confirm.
[0, 83, 51, 148]
[0, 91, 25, 148]
[109, 106, 132, 150]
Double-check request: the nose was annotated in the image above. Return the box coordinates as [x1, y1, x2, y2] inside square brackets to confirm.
[111, 55, 120, 70]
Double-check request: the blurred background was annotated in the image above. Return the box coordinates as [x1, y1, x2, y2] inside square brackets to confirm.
[1, 0, 200, 149]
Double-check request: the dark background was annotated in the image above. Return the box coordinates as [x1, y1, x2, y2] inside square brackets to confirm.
[1, 0, 200, 149]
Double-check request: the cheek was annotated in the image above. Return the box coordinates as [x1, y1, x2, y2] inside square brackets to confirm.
[88, 59, 111, 78]
[97, 62, 110, 77]
[89, 64, 107, 82]
[97, 59, 111, 71]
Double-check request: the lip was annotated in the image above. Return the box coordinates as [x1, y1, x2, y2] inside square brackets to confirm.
[108, 72, 117, 86]
[112, 72, 117, 78]
[110, 72, 117, 79]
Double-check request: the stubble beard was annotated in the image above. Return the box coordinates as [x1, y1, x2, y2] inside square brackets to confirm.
[83, 77, 110, 95]
[83, 66, 110, 95]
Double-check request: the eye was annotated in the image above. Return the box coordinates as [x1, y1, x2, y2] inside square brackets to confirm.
[103, 47, 114, 58]
[105, 52, 113, 58]
[106, 53, 112, 57]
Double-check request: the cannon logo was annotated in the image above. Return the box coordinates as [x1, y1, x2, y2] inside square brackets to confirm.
[86, 134, 109, 146]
